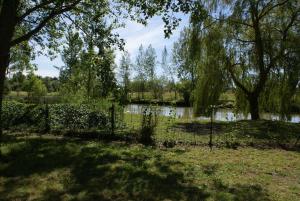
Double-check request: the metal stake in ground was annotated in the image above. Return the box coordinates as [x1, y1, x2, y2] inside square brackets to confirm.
[110, 103, 115, 135]
[209, 105, 214, 150]
[44, 98, 50, 133]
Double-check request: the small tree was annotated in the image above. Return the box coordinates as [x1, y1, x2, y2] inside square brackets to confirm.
[119, 51, 131, 104]
[152, 77, 167, 101]
[24, 75, 47, 102]
[161, 46, 177, 99]
[140, 105, 159, 145]
[172, 29, 197, 104]
[134, 45, 147, 99]
[144, 45, 157, 98]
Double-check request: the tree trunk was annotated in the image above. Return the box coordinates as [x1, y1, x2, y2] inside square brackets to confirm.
[0, 61, 7, 138]
[248, 94, 260, 120]
[87, 66, 91, 100]
[0, 0, 19, 138]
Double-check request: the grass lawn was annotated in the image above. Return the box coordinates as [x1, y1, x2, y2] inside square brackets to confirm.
[1, 112, 300, 201]
[0, 133, 300, 201]
[123, 113, 300, 149]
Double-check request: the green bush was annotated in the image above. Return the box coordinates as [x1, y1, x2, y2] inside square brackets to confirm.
[140, 106, 159, 145]
[2, 101, 109, 131]
[50, 104, 108, 130]
[2, 101, 26, 129]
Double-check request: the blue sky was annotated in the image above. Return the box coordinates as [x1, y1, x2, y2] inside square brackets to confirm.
[34, 14, 189, 77]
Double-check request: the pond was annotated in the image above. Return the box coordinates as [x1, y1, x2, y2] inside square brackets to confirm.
[124, 104, 300, 123]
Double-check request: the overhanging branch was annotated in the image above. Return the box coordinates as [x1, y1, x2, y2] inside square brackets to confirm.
[17, 0, 55, 23]
[226, 58, 251, 95]
[259, 0, 289, 20]
[11, 0, 81, 47]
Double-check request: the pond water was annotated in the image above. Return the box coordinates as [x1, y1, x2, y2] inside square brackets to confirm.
[124, 104, 300, 123]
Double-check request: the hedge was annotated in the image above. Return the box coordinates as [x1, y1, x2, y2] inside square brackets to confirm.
[2, 101, 110, 131]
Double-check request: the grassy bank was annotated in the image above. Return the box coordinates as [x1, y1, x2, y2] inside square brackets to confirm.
[4, 91, 61, 104]
[0, 134, 299, 201]
[123, 113, 300, 150]
[128, 91, 235, 107]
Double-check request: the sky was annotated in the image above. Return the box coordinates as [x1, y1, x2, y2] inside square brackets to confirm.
[34, 14, 189, 78]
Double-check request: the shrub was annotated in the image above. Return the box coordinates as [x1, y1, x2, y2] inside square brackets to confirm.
[88, 111, 108, 129]
[23, 104, 48, 131]
[50, 104, 89, 130]
[140, 105, 159, 145]
[2, 101, 109, 132]
[2, 101, 26, 129]
[49, 104, 109, 131]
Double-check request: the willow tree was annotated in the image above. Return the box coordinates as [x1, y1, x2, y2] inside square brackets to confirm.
[191, 20, 229, 115]
[190, 0, 300, 120]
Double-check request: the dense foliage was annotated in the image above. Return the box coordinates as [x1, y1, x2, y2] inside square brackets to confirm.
[140, 105, 159, 145]
[2, 101, 110, 131]
[173, 0, 300, 119]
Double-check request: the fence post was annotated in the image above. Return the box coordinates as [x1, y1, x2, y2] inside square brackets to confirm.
[44, 98, 50, 133]
[209, 105, 214, 150]
[110, 103, 115, 135]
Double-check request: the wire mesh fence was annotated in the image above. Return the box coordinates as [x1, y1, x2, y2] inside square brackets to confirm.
[4, 98, 298, 149]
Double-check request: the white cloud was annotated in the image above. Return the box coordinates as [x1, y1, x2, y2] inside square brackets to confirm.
[34, 55, 61, 77]
[114, 21, 166, 63]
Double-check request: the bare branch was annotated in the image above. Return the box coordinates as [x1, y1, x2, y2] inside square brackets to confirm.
[235, 37, 255, 43]
[62, 13, 90, 37]
[226, 58, 250, 95]
[228, 18, 253, 28]
[259, 0, 289, 20]
[211, 15, 253, 28]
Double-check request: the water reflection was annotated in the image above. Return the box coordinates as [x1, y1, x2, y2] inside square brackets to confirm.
[125, 104, 300, 123]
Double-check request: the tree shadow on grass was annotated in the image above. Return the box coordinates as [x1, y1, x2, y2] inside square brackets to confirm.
[65, 146, 210, 200]
[0, 138, 80, 177]
[211, 179, 271, 201]
[172, 120, 300, 151]
[173, 122, 223, 135]
[0, 137, 271, 201]
[0, 138, 209, 200]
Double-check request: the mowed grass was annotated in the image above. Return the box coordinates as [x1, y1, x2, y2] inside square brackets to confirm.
[123, 113, 300, 149]
[0, 135, 300, 201]
[1, 112, 299, 201]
